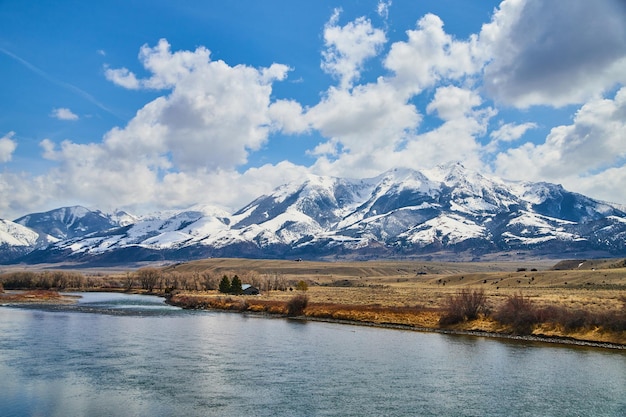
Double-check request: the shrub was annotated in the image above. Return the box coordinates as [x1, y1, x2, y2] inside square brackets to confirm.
[439, 289, 488, 325]
[295, 280, 309, 291]
[597, 310, 626, 332]
[286, 294, 309, 316]
[560, 309, 589, 331]
[236, 299, 249, 312]
[494, 293, 538, 335]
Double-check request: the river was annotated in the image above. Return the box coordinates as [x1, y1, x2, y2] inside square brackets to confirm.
[1, 292, 625, 416]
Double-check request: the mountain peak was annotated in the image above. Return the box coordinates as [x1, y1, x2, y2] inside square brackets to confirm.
[14, 205, 121, 240]
[2, 167, 626, 264]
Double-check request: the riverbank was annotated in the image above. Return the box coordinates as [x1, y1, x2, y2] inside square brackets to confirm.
[2, 257, 625, 348]
[167, 290, 626, 349]
[0, 290, 79, 304]
[1, 288, 623, 349]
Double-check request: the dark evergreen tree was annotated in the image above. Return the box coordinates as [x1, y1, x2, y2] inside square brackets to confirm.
[230, 275, 243, 295]
[218, 275, 231, 294]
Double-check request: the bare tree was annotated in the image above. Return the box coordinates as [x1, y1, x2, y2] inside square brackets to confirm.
[124, 273, 134, 291]
[137, 268, 160, 292]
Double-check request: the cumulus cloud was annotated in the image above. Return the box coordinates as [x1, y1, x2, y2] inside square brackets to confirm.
[307, 81, 420, 153]
[8, 39, 296, 216]
[307, 84, 494, 179]
[101, 39, 291, 171]
[304, 12, 489, 178]
[0, 132, 17, 163]
[482, 0, 626, 107]
[51, 107, 79, 121]
[0, 172, 52, 218]
[3, 2, 626, 219]
[398, 87, 495, 172]
[321, 9, 387, 89]
[104, 67, 140, 89]
[384, 13, 481, 96]
[490, 122, 537, 143]
[494, 87, 626, 201]
[426, 86, 483, 121]
[268, 99, 307, 134]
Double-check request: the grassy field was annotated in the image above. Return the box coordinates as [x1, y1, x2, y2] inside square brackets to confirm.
[165, 257, 626, 346]
[2, 257, 625, 346]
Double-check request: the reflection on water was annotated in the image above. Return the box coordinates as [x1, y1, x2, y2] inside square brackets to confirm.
[1, 293, 625, 417]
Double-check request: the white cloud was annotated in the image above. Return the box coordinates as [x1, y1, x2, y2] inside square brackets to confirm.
[384, 13, 481, 97]
[426, 86, 482, 121]
[304, 10, 494, 179]
[51, 107, 79, 121]
[0, 132, 17, 163]
[307, 81, 421, 155]
[104, 67, 140, 89]
[3, 3, 626, 220]
[398, 88, 495, 172]
[102, 39, 290, 171]
[268, 99, 308, 134]
[1, 39, 296, 217]
[308, 84, 494, 179]
[321, 9, 387, 89]
[377, 1, 392, 20]
[494, 87, 626, 200]
[481, 0, 626, 107]
[490, 122, 537, 143]
[0, 172, 51, 218]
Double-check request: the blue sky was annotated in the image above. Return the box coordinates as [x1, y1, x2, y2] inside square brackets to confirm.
[1, 0, 625, 219]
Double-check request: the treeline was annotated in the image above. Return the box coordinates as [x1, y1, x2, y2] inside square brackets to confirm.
[440, 289, 626, 334]
[0, 268, 291, 293]
[134, 269, 290, 293]
[0, 271, 96, 290]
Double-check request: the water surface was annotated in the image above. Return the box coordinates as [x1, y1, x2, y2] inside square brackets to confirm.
[1, 292, 624, 416]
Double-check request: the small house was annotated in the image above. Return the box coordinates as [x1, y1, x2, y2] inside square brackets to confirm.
[241, 284, 260, 295]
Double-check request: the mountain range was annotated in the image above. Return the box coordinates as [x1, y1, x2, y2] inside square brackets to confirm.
[2, 163, 625, 266]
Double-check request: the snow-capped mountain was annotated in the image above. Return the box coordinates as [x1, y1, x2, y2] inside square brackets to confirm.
[15, 206, 122, 240]
[0, 219, 58, 263]
[2, 163, 626, 265]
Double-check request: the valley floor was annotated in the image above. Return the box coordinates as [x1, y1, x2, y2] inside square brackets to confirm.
[2, 258, 625, 347]
[166, 258, 626, 347]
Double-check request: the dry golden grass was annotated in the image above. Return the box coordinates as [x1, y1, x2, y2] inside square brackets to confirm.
[0, 290, 78, 304]
[168, 257, 626, 346]
[3, 257, 624, 345]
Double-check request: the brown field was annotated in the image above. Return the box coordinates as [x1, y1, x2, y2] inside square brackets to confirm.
[2, 257, 625, 346]
[165, 257, 626, 346]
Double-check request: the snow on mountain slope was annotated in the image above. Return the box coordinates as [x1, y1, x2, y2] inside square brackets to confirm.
[232, 174, 375, 229]
[0, 219, 42, 247]
[397, 214, 488, 246]
[15, 206, 121, 240]
[500, 211, 581, 246]
[59, 205, 233, 252]
[4, 162, 626, 264]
